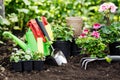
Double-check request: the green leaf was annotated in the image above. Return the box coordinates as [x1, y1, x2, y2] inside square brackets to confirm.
[101, 27, 111, 34]
[24, 55, 31, 60]
[2, 18, 10, 25]
[17, 9, 29, 14]
[105, 56, 112, 63]
[28, 6, 39, 13]
[23, 0, 31, 5]
[14, 56, 20, 63]
[90, 54, 96, 58]
[8, 13, 18, 22]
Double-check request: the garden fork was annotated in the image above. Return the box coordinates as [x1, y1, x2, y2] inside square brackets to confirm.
[80, 55, 120, 70]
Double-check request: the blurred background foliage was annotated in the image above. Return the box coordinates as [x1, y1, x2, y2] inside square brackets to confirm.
[0, 0, 120, 39]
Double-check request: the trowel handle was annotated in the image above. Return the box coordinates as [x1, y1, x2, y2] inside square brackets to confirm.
[3, 31, 28, 51]
[35, 18, 51, 41]
[41, 17, 54, 41]
[108, 55, 120, 61]
[37, 37, 44, 54]
[41, 16, 48, 26]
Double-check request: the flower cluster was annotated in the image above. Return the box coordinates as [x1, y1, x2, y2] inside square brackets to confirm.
[76, 2, 119, 58]
[98, 2, 120, 44]
[99, 2, 118, 26]
[76, 23, 106, 58]
[80, 23, 101, 39]
[99, 2, 118, 13]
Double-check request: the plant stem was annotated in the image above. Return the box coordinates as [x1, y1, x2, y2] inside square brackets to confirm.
[105, 12, 111, 26]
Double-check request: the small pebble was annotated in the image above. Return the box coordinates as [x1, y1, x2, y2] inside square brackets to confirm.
[4, 77, 8, 80]
[0, 66, 5, 72]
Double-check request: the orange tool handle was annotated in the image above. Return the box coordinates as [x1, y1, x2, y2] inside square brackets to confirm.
[41, 16, 48, 26]
[27, 19, 46, 42]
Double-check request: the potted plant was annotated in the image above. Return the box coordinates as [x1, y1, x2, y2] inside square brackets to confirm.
[52, 24, 73, 58]
[10, 49, 33, 72]
[32, 51, 45, 71]
[97, 2, 120, 55]
[10, 49, 24, 72]
[76, 27, 106, 58]
[21, 50, 33, 72]
[99, 22, 120, 55]
[71, 38, 82, 56]
[76, 2, 120, 58]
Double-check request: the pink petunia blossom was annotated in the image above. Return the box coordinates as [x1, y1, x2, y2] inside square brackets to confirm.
[80, 33, 86, 38]
[83, 29, 89, 34]
[93, 23, 101, 30]
[91, 31, 100, 38]
[109, 2, 118, 13]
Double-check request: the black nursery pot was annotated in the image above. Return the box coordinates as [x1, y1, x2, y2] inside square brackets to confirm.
[109, 42, 120, 55]
[33, 60, 44, 71]
[52, 40, 71, 58]
[23, 60, 33, 72]
[45, 56, 58, 66]
[71, 39, 81, 56]
[11, 61, 23, 72]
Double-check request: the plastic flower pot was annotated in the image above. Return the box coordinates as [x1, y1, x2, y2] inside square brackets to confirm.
[109, 42, 120, 55]
[23, 60, 33, 72]
[33, 60, 44, 71]
[45, 56, 58, 66]
[52, 41, 71, 58]
[71, 39, 81, 56]
[11, 61, 23, 72]
[66, 17, 83, 38]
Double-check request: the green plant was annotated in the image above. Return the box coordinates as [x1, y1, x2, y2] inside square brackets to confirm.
[10, 49, 33, 62]
[10, 50, 22, 63]
[21, 50, 33, 61]
[99, 22, 120, 44]
[0, 15, 10, 39]
[32, 51, 45, 61]
[2, 0, 120, 34]
[76, 28, 106, 58]
[76, 2, 120, 58]
[96, 2, 120, 44]
[53, 24, 73, 42]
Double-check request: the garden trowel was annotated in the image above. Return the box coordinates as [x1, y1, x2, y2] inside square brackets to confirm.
[35, 18, 67, 66]
[41, 16, 54, 41]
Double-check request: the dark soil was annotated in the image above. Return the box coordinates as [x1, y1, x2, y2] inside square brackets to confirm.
[1, 40, 120, 80]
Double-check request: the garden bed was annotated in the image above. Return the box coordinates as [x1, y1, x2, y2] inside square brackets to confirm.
[0, 40, 120, 80]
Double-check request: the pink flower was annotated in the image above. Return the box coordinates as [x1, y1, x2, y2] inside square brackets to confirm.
[83, 29, 89, 34]
[109, 3, 118, 13]
[99, 2, 117, 13]
[91, 31, 100, 38]
[93, 23, 101, 30]
[99, 3, 109, 12]
[80, 33, 86, 38]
